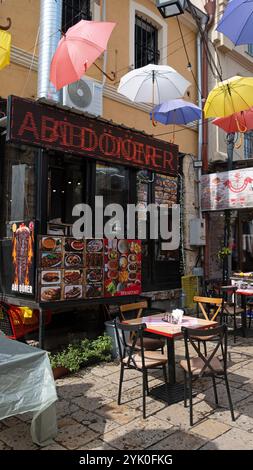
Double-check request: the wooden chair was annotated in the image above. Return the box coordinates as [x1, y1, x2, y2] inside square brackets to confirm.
[180, 324, 235, 426]
[193, 296, 223, 322]
[119, 301, 165, 351]
[114, 318, 168, 419]
[193, 296, 223, 355]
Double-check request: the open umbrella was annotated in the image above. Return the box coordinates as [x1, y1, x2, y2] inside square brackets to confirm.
[216, 0, 253, 46]
[150, 99, 201, 125]
[117, 64, 191, 105]
[204, 76, 253, 118]
[212, 108, 253, 133]
[50, 20, 116, 90]
[0, 29, 11, 71]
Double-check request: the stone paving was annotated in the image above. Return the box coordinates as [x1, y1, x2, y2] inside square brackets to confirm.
[1, 336, 253, 450]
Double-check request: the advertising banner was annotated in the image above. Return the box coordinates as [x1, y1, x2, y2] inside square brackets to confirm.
[201, 168, 253, 211]
[11, 221, 35, 295]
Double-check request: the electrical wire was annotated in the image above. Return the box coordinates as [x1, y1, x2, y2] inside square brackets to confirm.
[20, 25, 40, 97]
[176, 17, 203, 100]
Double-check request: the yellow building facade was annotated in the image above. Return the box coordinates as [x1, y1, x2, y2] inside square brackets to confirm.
[0, 0, 206, 300]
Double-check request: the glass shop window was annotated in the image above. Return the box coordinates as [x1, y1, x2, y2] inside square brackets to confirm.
[154, 173, 179, 262]
[95, 163, 129, 237]
[0, 144, 36, 237]
[48, 155, 86, 229]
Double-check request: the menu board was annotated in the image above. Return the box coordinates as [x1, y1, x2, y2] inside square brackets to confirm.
[37, 237, 141, 301]
[154, 174, 178, 206]
[104, 239, 142, 297]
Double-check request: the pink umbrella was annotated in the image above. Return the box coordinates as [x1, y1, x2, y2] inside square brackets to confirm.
[212, 107, 253, 133]
[50, 20, 116, 90]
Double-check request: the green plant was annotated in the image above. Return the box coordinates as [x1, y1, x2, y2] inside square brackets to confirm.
[49, 334, 113, 373]
[218, 246, 232, 260]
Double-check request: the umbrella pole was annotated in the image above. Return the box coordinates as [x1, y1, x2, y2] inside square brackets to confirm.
[152, 70, 157, 127]
[223, 132, 234, 284]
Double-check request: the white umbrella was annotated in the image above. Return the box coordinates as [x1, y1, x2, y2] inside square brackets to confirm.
[117, 64, 191, 105]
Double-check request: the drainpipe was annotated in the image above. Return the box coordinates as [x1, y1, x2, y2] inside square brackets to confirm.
[102, 0, 107, 87]
[202, 0, 216, 172]
[37, 0, 62, 101]
[201, 1, 216, 278]
[197, 32, 202, 219]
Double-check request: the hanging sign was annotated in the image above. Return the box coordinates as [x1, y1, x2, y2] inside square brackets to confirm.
[201, 168, 253, 211]
[7, 95, 178, 175]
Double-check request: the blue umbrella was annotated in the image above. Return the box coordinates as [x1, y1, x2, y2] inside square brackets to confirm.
[150, 99, 202, 125]
[216, 0, 253, 45]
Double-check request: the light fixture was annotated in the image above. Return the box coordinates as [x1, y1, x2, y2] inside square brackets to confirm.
[68, 181, 72, 184]
[156, 0, 186, 18]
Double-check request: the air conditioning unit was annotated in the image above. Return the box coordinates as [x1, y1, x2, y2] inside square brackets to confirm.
[63, 77, 103, 116]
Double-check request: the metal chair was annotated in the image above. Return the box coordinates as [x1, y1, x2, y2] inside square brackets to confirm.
[119, 301, 165, 351]
[220, 286, 244, 343]
[114, 318, 168, 419]
[180, 324, 235, 426]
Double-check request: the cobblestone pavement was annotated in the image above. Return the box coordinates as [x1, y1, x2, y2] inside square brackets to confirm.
[1, 336, 253, 450]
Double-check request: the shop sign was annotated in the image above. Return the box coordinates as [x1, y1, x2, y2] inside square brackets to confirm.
[7, 95, 178, 175]
[201, 168, 253, 211]
[11, 221, 35, 295]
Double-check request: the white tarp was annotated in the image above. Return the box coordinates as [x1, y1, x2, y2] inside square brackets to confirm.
[0, 335, 58, 446]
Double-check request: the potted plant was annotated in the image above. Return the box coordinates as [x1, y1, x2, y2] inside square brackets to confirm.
[217, 246, 232, 260]
[50, 334, 113, 379]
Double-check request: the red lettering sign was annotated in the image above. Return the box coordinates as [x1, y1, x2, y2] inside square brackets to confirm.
[7, 96, 178, 175]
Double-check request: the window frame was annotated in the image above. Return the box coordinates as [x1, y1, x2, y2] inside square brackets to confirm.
[62, 0, 92, 33]
[244, 130, 253, 159]
[129, 1, 167, 69]
[135, 15, 160, 68]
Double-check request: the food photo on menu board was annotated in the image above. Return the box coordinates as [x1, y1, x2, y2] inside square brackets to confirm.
[41, 270, 62, 285]
[64, 238, 85, 252]
[63, 269, 83, 285]
[104, 239, 142, 297]
[41, 285, 62, 302]
[86, 283, 104, 299]
[41, 236, 62, 252]
[64, 252, 84, 269]
[63, 285, 83, 300]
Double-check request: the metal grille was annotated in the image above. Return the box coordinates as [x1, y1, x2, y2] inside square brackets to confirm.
[0, 303, 13, 337]
[135, 15, 160, 68]
[62, 0, 91, 33]
[244, 131, 253, 159]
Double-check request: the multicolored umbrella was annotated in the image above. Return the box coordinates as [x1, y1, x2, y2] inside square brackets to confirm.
[117, 64, 191, 105]
[0, 29, 11, 71]
[50, 20, 116, 90]
[212, 108, 253, 133]
[217, 0, 253, 46]
[204, 76, 253, 118]
[150, 99, 201, 125]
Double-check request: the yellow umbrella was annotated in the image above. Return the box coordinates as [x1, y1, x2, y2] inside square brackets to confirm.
[204, 76, 253, 118]
[0, 29, 11, 70]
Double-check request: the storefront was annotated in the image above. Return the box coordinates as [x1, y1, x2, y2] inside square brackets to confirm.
[0, 96, 180, 343]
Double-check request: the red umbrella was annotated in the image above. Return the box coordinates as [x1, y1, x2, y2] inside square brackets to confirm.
[50, 20, 116, 90]
[212, 107, 253, 133]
